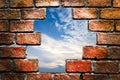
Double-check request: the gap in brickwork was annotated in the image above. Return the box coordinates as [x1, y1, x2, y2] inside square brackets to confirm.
[27, 8, 96, 73]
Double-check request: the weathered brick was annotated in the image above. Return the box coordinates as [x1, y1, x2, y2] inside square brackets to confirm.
[27, 74, 52, 80]
[35, 0, 59, 7]
[14, 59, 38, 72]
[116, 20, 120, 31]
[73, 8, 97, 19]
[10, 0, 33, 7]
[0, 33, 14, 45]
[95, 61, 119, 73]
[109, 47, 120, 59]
[87, 0, 111, 7]
[0, 60, 13, 72]
[97, 33, 120, 45]
[2, 73, 25, 80]
[54, 74, 80, 80]
[10, 20, 34, 32]
[0, 0, 7, 8]
[17, 33, 41, 45]
[0, 21, 8, 32]
[0, 9, 20, 19]
[100, 8, 120, 19]
[66, 60, 92, 73]
[0, 47, 26, 58]
[22, 8, 46, 19]
[83, 46, 108, 59]
[61, 0, 84, 7]
[113, 0, 120, 7]
[89, 20, 114, 31]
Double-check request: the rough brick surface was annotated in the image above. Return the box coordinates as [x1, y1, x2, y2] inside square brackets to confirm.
[97, 33, 120, 45]
[54, 74, 80, 80]
[0, 33, 14, 45]
[0, 21, 8, 32]
[0, 0, 7, 8]
[22, 8, 46, 19]
[0, 9, 20, 19]
[95, 61, 119, 73]
[27, 74, 52, 80]
[73, 8, 97, 19]
[14, 59, 38, 72]
[61, 0, 84, 7]
[66, 60, 92, 73]
[0, 60, 13, 72]
[17, 33, 41, 45]
[89, 20, 114, 31]
[100, 8, 120, 19]
[10, 20, 34, 32]
[113, 0, 120, 7]
[87, 0, 111, 7]
[83, 46, 108, 59]
[2, 73, 25, 80]
[109, 47, 120, 59]
[0, 47, 26, 58]
[35, 0, 59, 7]
[116, 20, 120, 31]
[10, 0, 33, 7]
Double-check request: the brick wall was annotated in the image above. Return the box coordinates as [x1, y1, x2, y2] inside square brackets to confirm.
[0, 0, 120, 80]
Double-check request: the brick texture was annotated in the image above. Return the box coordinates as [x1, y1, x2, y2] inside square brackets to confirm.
[116, 20, 120, 31]
[109, 47, 120, 59]
[0, 21, 8, 32]
[83, 46, 108, 59]
[113, 0, 120, 7]
[66, 60, 92, 73]
[0, 0, 7, 8]
[73, 8, 97, 19]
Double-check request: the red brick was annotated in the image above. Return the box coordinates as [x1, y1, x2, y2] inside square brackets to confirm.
[0, 0, 7, 8]
[95, 61, 119, 73]
[109, 75, 120, 80]
[54, 74, 80, 80]
[0, 21, 8, 32]
[61, 0, 84, 7]
[73, 8, 97, 19]
[22, 8, 46, 19]
[27, 74, 52, 80]
[83, 46, 108, 59]
[109, 47, 120, 59]
[100, 8, 120, 19]
[17, 33, 41, 45]
[0, 60, 13, 72]
[14, 59, 38, 72]
[0, 9, 20, 19]
[2, 73, 25, 80]
[97, 33, 120, 45]
[0, 47, 26, 58]
[113, 0, 120, 7]
[35, 0, 59, 7]
[89, 20, 114, 32]
[87, 0, 111, 7]
[116, 21, 120, 31]
[10, 20, 34, 32]
[10, 0, 33, 7]
[0, 33, 14, 45]
[66, 60, 92, 73]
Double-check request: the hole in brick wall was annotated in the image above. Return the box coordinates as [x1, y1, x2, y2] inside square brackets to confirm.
[27, 8, 96, 73]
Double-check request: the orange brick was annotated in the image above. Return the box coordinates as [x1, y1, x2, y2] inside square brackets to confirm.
[22, 8, 46, 19]
[61, 0, 84, 7]
[113, 0, 120, 7]
[10, 0, 33, 7]
[35, 0, 59, 7]
[14, 59, 38, 72]
[116, 21, 120, 31]
[87, 0, 111, 7]
[73, 8, 97, 19]
[10, 20, 34, 32]
[97, 33, 120, 45]
[17, 33, 41, 45]
[0, 0, 7, 8]
[83, 46, 108, 59]
[66, 60, 92, 73]
[0, 21, 8, 32]
[89, 20, 114, 31]
[100, 8, 120, 19]
[0, 9, 20, 19]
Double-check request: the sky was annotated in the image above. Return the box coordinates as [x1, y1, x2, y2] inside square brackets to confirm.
[27, 8, 96, 73]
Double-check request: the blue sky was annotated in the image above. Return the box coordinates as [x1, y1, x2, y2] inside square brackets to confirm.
[27, 8, 96, 73]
